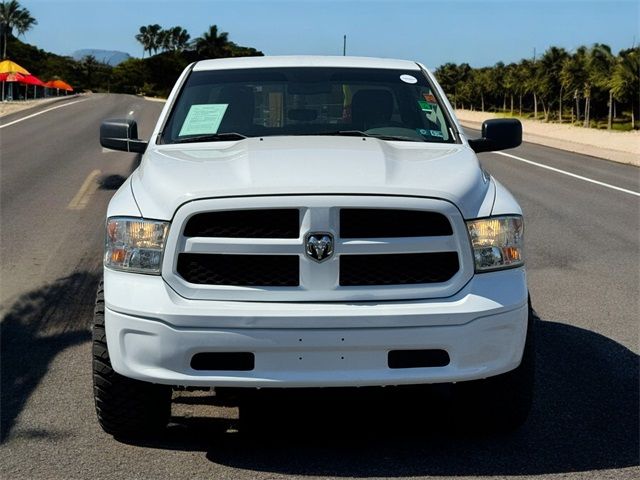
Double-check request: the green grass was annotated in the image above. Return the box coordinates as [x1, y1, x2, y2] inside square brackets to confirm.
[610, 123, 634, 132]
[487, 109, 637, 131]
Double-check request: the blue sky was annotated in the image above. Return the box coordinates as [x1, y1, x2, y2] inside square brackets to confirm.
[20, 0, 640, 68]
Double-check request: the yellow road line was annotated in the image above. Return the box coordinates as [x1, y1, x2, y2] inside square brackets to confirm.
[67, 169, 101, 210]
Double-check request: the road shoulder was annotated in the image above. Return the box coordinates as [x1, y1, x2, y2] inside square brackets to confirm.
[0, 94, 87, 123]
[456, 110, 640, 167]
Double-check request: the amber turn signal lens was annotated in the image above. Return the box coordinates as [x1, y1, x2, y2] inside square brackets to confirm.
[110, 248, 126, 263]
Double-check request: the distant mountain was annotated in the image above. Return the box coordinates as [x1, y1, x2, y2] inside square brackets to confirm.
[72, 49, 131, 66]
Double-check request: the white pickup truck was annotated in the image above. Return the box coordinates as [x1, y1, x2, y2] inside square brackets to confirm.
[95, 55, 534, 437]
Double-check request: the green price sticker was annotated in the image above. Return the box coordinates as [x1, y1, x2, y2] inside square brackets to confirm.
[418, 100, 433, 112]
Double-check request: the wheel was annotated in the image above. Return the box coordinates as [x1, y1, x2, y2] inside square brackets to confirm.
[453, 297, 536, 432]
[92, 281, 172, 438]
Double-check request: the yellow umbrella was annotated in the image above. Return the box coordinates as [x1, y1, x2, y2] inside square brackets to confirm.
[0, 60, 30, 101]
[0, 59, 30, 74]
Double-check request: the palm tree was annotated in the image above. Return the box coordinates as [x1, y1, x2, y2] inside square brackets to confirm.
[434, 62, 471, 109]
[0, 0, 37, 59]
[82, 54, 99, 89]
[503, 63, 519, 115]
[157, 28, 171, 52]
[505, 60, 529, 116]
[147, 24, 163, 55]
[521, 59, 540, 119]
[490, 61, 506, 111]
[158, 27, 191, 53]
[588, 44, 615, 129]
[194, 25, 230, 59]
[169, 27, 190, 53]
[560, 47, 589, 124]
[471, 68, 493, 112]
[135, 24, 162, 57]
[135, 26, 152, 58]
[577, 43, 614, 128]
[611, 47, 640, 129]
[538, 46, 569, 122]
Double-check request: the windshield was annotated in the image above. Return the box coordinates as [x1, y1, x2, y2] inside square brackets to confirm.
[162, 67, 456, 144]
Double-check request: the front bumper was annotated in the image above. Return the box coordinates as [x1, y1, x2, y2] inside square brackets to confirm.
[104, 267, 529, 388]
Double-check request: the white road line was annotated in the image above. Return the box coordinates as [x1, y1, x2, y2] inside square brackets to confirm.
[68, 169, 101, 210]
[0, 99, 88, 129]
[495, 151, 640, 198]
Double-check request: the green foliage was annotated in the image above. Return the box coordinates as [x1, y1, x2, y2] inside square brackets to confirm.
[435, 44, 639, 129]
[0, 0, 37, 58]
[611, 48, 640, 103]
[561, 46, 588, 97]
[6, 36, 84, 86]
[433, 62, 471, 108]
[5, 21, 263, 97]
[126, 23, 264, 96]
[141, 51, 190, 97]
[110, 58, 145, 94]
[194, 25, 230, 59]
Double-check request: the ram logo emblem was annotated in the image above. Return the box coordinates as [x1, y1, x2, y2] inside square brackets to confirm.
[305, 233, 334, 263]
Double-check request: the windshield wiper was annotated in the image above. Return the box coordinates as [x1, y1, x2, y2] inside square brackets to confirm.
[172, 132, 248, 144]
[314, 130, 422, 142]
[318, 130, 371, 137]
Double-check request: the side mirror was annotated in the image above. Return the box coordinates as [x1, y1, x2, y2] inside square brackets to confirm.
[100, 118, 147, 153]
[468, 118, 522, 153]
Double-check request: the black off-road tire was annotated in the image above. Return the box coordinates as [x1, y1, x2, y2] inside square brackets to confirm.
[92, 281, 172, 438]
[453, 297, 536, 432]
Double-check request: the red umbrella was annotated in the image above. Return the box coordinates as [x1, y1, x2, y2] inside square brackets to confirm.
[2, 72, 45, 98]
[2, 71, 44, 86]
[19, 74, 45, 86]
[4, 72, 25, 82]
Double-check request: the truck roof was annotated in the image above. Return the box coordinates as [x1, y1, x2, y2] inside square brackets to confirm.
[192, 55, 422, 72]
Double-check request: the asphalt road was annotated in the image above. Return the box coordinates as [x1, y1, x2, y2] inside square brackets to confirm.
[1, 94, 638, 479]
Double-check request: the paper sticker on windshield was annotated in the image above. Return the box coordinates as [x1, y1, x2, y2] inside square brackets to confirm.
[430, 129, 444, 138]
[400, 74, 417, 84]
[179, 104, 228, 136]
[418, 100, 433, 112]
[423, 94, 437, 104]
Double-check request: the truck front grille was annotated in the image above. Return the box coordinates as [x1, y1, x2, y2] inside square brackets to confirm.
[340, 252, 459, 286]
[184, 209, 299, 238]
[340, 209, 452, 238]
[166, 196, 472, 301]
[177, 253, 299, 286]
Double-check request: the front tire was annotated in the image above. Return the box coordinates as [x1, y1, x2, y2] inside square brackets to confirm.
[92, 281, 172, 438]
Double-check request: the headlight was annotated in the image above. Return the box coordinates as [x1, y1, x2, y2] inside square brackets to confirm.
[466, 215, 524, 272]
[105, 217, 170, 274]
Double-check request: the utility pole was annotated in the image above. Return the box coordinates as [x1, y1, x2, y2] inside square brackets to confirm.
[343, 35, 346, 56]
[532, 47, 537, 119]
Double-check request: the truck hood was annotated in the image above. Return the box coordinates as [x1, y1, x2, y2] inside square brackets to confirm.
[130, 136, 493, 219]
